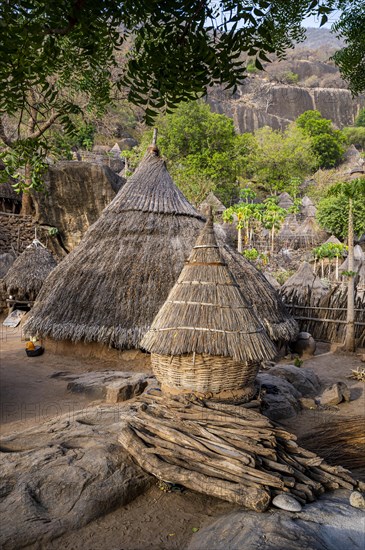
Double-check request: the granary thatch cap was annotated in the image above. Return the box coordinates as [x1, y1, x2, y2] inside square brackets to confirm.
[141, 210, 276, 363]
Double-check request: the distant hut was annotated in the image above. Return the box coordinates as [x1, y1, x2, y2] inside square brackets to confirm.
[339, 245, 364, 277]
[141, 212, 276, 401]
[278, 219, 295, 245]
[300, 196, 316, 219]
[0, 252, 15, 313]
[324, 235, 342, 246]
[314, 279, 365, 347]
[281, 262, 328, 307]
[294, 217, 327, 248]
[0, 181, 21, 213]
[25, 146, 297, 355]
[277, 192, 293, 210]
[199, 192, 226, 221]
[4, 241, 57, 302]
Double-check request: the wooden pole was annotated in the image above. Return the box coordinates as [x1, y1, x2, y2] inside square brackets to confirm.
[344, 198, 355, 352]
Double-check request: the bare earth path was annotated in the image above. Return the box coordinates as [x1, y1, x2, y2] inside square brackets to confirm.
[1, 324, 364, 550]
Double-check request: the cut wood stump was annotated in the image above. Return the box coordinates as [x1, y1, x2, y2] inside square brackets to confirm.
[118, 392, 356, 512]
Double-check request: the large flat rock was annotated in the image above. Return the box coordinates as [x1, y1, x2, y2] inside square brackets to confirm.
[0, 405, 152, 549]
[52, 370, 155, 403]
[188, 491, 365, 550]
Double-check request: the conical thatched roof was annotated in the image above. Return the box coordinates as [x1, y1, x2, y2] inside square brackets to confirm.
[25, 148, 297, 349]
[199, 192, 226, 215]
[295, 217, 327, 246]
[4, 242, 57, 301]
[280, 262, 328, 306]
[339, 245, 364, 276]
[300, 196, 316, 218]
[141, 214, 276, 363]
[324, 235, 342, 245]
[277, 192, 293, 210]
[0, 253, 15, 279]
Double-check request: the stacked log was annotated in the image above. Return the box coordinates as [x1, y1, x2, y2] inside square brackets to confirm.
[119, 392, 356, 512]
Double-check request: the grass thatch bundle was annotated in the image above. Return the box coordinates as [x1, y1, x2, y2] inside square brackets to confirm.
[300, 416, 365, 477]
[141, 213, 276, 398]
[25, 148, 297, 350]
[4, 242, 57, 301]
[281, 262, 328, 307]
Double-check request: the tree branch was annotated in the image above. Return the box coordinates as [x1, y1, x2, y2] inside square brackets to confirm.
[28, 112, 62, 139]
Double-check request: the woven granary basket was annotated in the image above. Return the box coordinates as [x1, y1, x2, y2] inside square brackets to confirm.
[151, 353, 259, 401]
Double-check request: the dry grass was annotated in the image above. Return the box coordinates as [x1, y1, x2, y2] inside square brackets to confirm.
[300, 417, 365, 474]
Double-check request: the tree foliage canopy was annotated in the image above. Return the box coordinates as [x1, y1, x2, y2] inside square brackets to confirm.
[316, 178, 365, 238]
[296, 110, 347, 168]
[0, 1, 364, 124]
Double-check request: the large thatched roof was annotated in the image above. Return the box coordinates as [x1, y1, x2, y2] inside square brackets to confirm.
[141, 214, 276, 363]
[4, 242, 57, 300]
[25, 148, 297, 349]
[280, 262, 328, 306]
[0, 253, 15, 279]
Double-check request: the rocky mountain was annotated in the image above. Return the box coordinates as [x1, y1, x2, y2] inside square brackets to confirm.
[208, 28, 363, 133]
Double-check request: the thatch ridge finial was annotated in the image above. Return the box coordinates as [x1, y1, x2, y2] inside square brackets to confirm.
[147, 128, 159, 156]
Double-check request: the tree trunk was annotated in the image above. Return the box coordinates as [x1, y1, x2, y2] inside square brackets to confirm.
[21, 163, 35, 216]
[335, 256, 339, 281]
[344, 198, 355, 352]
[237, 226, 242, 253]
[321, 259, 324, 279]
[271, 226, 275, 254]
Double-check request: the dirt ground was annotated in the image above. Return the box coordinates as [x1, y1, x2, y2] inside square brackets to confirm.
[1, 324, 364, 550]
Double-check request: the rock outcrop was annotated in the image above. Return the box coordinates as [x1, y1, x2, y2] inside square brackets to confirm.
[0, 405, 152, 549]
[33, 162, 125, 252]
[208, 80, 363, 133]
[187, 491, 365, 550]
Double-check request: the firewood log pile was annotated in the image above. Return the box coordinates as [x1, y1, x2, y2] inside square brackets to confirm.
[118, 391, 356, 512]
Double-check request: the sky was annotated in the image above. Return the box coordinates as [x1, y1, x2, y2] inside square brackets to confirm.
[302, 10, 340, 28]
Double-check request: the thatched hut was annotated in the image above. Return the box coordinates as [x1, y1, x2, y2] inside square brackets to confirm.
[324, 235, 342, 246]
[141, 213, 276, 400]
[312, 281, 365, 347]
[300, 196, 316, 219]
[199, 192, 226, 220]
[0, 181, 21, 213]
[281, 262, 328, 307]
[25, 147, 297, 355]
[294, 217, 327, 248]
[277, 192, 293, 210]
[338, 245, 364, 277]
[4, 241, 57, 301]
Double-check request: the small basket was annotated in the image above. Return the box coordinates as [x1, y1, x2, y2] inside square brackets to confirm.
[26, 346, 44, 357]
